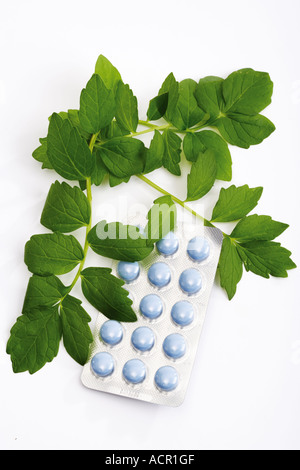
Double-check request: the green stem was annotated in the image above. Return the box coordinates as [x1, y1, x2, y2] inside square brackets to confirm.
[67, 177, 92, 293]
[130, 127, 166, 138]
[180, 116, 217, 134]
[131, 122, 171, 138]
[62, 134, 97, 299]
[138, 120, 157, 128]
[137, 174, 217, 230]
[138, 117, 215, 135]
[89, 132, 99, 150]
[94, 122, 172, 147]
[96, 118, 214, 145]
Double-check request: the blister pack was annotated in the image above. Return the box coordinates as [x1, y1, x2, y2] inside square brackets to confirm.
[81, 220, 223, 407]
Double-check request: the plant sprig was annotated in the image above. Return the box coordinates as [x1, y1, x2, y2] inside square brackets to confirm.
[7, 55, 296, 375]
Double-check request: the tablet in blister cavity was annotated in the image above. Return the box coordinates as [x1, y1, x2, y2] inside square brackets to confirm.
[81, 221, 223, 407]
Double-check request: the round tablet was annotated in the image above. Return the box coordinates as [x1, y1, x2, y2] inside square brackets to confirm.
[187, 236, 210, 262]
[91, 352, 115, 378]
[154, 366, 179, 392]
[131, 327, 155, 352]
[156, 232, 179, 256]
[140, 294, 163, 320]
[100, 320, 123, 346]
[179, 268, 202, 295]
[123, 359, 147, 384]
[148, 262, 171, 288]
[171, 300, 195, 326]
[117, 261, 140, 282]
[163, 334, 186, 359]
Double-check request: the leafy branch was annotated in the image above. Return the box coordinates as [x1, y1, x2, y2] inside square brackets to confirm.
[7, 55, 296, 375]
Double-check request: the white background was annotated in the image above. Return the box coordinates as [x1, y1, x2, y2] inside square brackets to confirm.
[0, 0, 299, 451]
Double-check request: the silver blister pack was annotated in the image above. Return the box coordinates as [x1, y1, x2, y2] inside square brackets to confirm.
[81, 220, 223, 407]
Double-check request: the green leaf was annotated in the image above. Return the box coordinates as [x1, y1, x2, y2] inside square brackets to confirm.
[91, 150, 107, 186]
[169, 79, 206, 130]
[186, 149, 217, 201]
[60, 295, 93, 366]
[214, 113, 275, 149]
[22, 275, 68, 313]
[81, 267, 137, 322]
[194, 76, 224, 120]
[32, 137, 53, 170]
[144, 130, 165, 174]
[211, 185, 263, 222]
[183, 133, 204, 163]
[34, 111, 91, 173]
[147, 93, 169, 121]
[115, 82, 138, 133]
[158, 72, 179, 123]
[88, 221, 154, 261]
[222, 68, 274, 115]
[7, 306, 62, 374]
[237, 241, 296, 278]
[196, 131, 232, 182]
[79, 74, 116, 134]
[218, 237, 243, 300]
[41, 181, 91, 233]
[79, 180, 87, 191]
[47, 113, 95, 180]
[230, 215, 289, 242]
[145, 195, 177, 245]
[24, 233, 84, 276]
[97, 137, 145, 178]
[100, 120, 129, 140]
[183, 131, 232, 181]
[55, 111, 68, 120]
[67, 109, 92, 140]
[95, 54, 122, 91]
[162, 129, 182, 176]
[109, 174, 130, 187]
